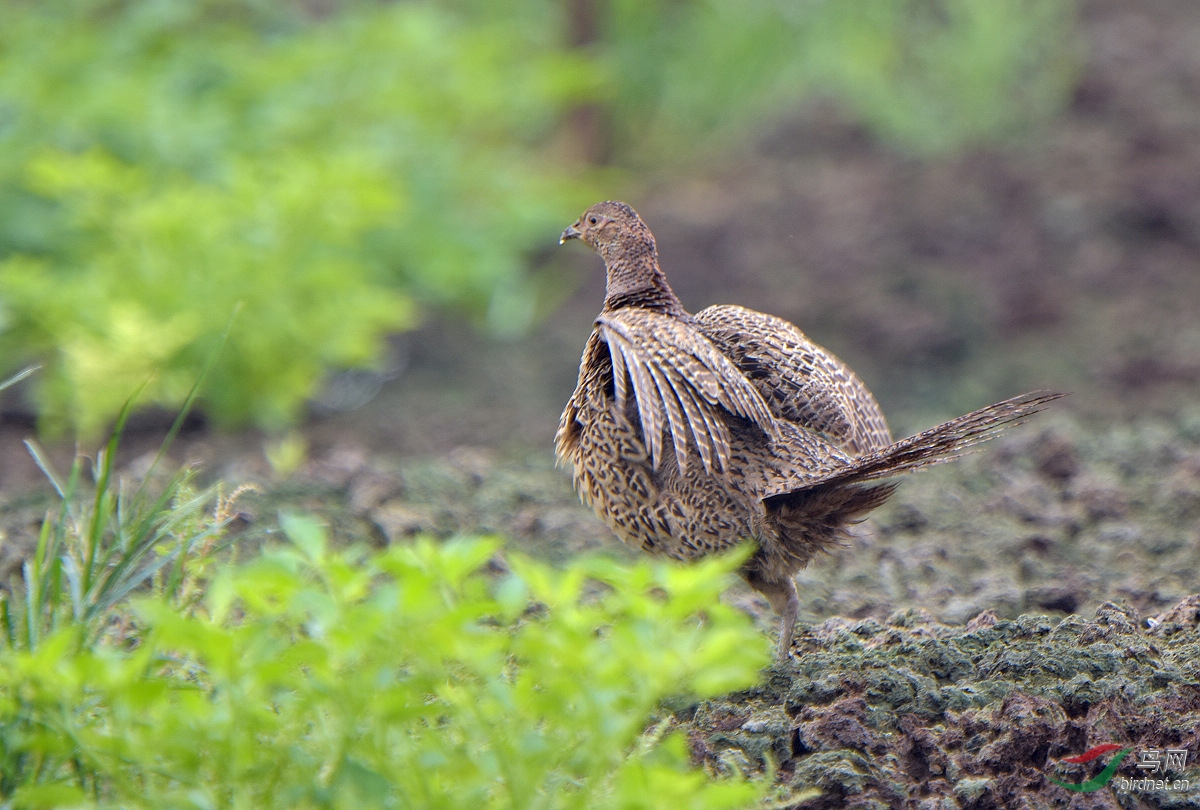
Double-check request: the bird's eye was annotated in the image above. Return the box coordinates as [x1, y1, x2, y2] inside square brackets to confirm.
[588, 216, 598, 225]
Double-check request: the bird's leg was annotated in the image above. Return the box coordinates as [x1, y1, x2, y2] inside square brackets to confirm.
[771, 579, 800, 662]
[745, 572, 801, 662]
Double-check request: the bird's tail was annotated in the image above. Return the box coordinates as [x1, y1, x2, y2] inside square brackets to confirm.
[790, 390, 1066, 492]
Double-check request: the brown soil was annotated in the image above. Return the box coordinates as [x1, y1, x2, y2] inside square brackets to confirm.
[686, 597, 1200, 809]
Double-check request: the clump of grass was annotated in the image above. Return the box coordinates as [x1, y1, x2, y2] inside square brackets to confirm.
[0, 360, 239, 653]
[0, 367, 248, 803]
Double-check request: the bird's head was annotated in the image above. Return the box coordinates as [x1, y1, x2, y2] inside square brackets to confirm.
[560, 201, 655, 263]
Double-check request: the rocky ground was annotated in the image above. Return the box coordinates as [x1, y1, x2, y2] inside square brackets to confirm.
[1, 0, 1199, 806]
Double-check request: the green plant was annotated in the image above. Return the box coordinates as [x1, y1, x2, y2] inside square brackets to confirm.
[0, 0, 602, 436]
[0, 369, 241, 802]
[0, 517, 768, 808]
[605, 0, 1079, 161]
[0, 383, 237, 656]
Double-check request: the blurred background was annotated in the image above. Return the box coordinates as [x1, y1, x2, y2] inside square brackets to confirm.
[0, 0, 1198, 619]
[2, 0, 1197, 443]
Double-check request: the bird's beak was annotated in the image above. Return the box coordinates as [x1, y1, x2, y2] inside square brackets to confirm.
[559, 223, 582, 245]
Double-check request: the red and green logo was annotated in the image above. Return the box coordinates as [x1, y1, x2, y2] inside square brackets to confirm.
[1047, 744, 1133, 793]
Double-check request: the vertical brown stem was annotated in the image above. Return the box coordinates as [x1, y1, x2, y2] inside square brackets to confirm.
[564, 0, 611, 164]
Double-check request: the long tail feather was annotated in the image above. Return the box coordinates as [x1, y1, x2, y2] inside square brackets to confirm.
[790, 390, 1067, 492]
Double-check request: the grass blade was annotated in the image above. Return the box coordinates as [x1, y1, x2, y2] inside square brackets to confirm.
[137, 304, 239, 501]
[88, 382, 148, 580]
[0, 365, 40, 392]
[61, 555, 84, 621]
[23, 439, 66, 501]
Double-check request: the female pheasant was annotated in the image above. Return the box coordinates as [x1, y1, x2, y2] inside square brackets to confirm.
[555, 201, 1060, 660]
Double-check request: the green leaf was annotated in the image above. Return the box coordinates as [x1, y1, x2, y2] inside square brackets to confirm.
[279, 512, 327, 564]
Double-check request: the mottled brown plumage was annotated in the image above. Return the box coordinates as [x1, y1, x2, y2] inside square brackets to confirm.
[556, 201, 1062, 660]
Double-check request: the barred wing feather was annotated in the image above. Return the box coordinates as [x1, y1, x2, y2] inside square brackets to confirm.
[597, 309, 780, 475]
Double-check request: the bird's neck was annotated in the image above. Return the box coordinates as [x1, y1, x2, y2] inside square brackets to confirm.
[600, 252, 689, 319]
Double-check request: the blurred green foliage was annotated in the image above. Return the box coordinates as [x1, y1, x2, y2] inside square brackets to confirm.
[0, 0, 602, 435]
[0, 0, 1076, 435]
[607, 0, 1079, 159]
[0, 516, 768, 808]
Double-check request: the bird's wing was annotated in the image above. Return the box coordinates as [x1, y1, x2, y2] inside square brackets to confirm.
[597, 308, 780, 475]
[694, 304, 892, 457]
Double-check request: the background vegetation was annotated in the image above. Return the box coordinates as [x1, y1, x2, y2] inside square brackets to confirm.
[0, 0, 1076, 436]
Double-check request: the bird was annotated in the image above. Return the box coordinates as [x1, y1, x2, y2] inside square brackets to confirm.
[555, 200, 1062, 661]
